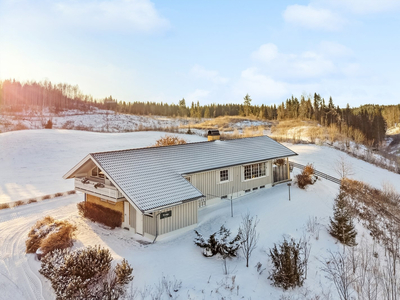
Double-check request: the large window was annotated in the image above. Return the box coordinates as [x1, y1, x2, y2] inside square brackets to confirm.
[244, 163, 266, 180]
[220, 170, 229, 182]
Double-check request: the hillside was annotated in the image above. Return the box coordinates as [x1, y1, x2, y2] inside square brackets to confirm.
[0, 130, 400, 299]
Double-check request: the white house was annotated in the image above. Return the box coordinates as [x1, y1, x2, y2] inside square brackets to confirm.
[63, 133, 297, 240]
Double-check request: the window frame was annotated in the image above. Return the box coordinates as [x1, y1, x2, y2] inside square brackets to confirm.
[219, 169, 229, 183]
[243, 162, 267, 181]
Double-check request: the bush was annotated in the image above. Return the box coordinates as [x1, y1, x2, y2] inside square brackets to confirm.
[153, 134, 187, 147]
[268, 238, 306, 290]
[0, 203, 10, 210]
[40, 223, 77, 257]
[14, 200, 25, 207]
[296, 163, 316, 189]
[54, 192, 63, 197]
[274, 158, 286, 166]
[28, 199, 37, 204]
[67, 190, 76, 195]
[44, 119, 53, 129]
[39, 245, 133, 300]
[194, 225, 241, 258]
[77, 201, 122, 229]
[42, 195, 51, 200]
[26, 216, 76, 257]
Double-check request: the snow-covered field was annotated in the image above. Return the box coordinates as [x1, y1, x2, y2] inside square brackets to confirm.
[1, 130, 400, 299]
[0, 130, 205, 204]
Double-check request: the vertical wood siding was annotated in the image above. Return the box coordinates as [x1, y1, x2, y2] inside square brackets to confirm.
[144, 215, 156, 236]
[189, 161, 273, 201]
[143, 201, 198, 236]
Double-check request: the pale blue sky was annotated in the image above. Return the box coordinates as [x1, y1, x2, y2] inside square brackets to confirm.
[1, 0, 399, 107]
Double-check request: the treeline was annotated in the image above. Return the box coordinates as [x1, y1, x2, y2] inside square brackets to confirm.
[1, 79, 399, 145]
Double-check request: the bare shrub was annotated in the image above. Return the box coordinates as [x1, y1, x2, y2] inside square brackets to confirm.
[296, 164, 316, 189]
[28, 199, 37, 204]
[26, 216, 55, 253]
[239, 213, 259, 267]
[54, 192, 63, 197]
[14, 200, 25, 207]
[328, 124, 339, 143]
[41, 195, 51, 200]
[308, 127, 319, 144]
[39, 222, 77, 257]
[77, 201, 122, 228]
[306, 216, 321, 240]
[0, 203, 10, 210]
[334, 155, 354, 179]
[153, 134, 187, 147]
[320, 250, 356, 300]
[67, 190, 76, 195]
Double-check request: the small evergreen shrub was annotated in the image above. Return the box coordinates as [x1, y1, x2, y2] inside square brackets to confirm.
[44, 119, 53, 129]
[194, 225, 241, 257]
[39, 246, 133, 300]
[77, 201, 122, 229]
[268, 238, 306, 290]
[329, 191, 357, 246]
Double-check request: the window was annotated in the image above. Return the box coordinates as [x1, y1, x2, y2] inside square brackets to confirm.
[220, 170, 229, 182]
[244, 163, 266, 180]
[91, 167, 105, 178]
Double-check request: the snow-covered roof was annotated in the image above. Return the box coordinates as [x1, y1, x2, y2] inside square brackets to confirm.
[65, 136, 297, 212]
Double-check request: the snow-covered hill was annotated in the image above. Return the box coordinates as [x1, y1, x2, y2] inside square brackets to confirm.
[1, 130, 399, 299]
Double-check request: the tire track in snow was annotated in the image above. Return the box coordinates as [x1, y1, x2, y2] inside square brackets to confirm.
[0, 195, 82, 300]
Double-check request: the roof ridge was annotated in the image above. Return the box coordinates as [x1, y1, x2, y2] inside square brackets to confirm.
[90, 135, 272, 156]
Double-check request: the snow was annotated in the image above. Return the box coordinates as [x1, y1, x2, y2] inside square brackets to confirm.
[1, 130, 400, 299]
[0, 130, 205, 204]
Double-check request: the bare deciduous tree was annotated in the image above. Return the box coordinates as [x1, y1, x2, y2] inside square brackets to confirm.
[239, 213, 259, 267]
[334, 155, 354, 180]
[320, 250, 356, 300]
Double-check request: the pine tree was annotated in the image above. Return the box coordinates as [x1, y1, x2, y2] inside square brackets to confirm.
[329, 191, 357, 246]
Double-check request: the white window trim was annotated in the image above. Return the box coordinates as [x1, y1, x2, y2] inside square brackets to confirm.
[218, 169, 230, 184]
[242, 162, 268, 182]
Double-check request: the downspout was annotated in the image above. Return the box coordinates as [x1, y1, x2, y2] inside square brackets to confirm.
[152, 212, 161, 243]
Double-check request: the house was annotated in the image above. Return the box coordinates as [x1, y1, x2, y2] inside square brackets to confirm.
[63, 133, 297, 240]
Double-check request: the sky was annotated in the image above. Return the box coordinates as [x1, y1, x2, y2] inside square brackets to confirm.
[0, 0, 400, 107]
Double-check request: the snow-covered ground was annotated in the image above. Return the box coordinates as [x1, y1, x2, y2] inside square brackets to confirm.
[0, 130, 205, 204]
[1, 130, 400, 299]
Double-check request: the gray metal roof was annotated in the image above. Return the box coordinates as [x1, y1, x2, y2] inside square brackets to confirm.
[89, 136, 297, 212]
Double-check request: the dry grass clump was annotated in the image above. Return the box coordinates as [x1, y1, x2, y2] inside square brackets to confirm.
[0, 203, 10, 210]
[54, 192, 63, 197]
[190, 116, 260, 130]
[77, 201, 122, 229]
[41, 195, 51, 200]
[26, 216, 76, 257]
[14, 200, 25, 207]
[67, 190, 76, 195]
[153, 134, 187, 147]
[296, 164, 316, 189]
[28, 199, 37, 204]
